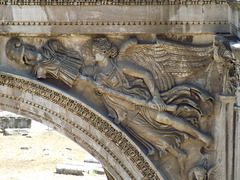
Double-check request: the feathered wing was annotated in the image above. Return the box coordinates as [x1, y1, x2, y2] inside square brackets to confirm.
[117, 39, 174, 92]
[157, 39, 213, 78]
[117, 38, 213, 92]
[208, 159, 222, 180]
[81, 39, 96, 66]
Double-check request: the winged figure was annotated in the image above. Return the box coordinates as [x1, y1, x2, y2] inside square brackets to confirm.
[117, 38, 212, 91]
[80, 37, 214, 173]
[188, 159, 222, 180]
[6, 37, 214, 174]
[82, 37, 214, 126]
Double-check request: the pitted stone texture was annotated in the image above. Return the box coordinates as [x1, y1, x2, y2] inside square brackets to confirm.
[0, 4, 229, 34]
[0, 117, 31, 129]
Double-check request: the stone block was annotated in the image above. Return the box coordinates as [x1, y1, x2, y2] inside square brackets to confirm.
[83, 154, 99, 164]
[3, 128, 29, 136]
[0, 117, 31, 129]
[56, 161, 105, 176]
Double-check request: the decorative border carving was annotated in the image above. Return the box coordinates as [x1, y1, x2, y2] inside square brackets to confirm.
[0, 20, 228, 26]
[0, 0, 227, 6]
[0, 100, 125, 179]
[0, 73, 161, 180]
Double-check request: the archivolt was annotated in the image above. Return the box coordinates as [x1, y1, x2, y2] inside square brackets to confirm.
[0, 72, 164, 180]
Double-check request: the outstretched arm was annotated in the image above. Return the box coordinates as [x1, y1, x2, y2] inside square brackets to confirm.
[117, 61, 167, 110]
[118, 61, 160, 97]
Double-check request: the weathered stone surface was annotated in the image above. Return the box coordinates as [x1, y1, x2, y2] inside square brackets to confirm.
[0, 117, 31, 129]
[3, 128, 29, 136]
[0, 1, 240, 180]
[56, 161, 105, 176]
[84, 154, 99, 164]
[0, 4, 229, 34]
[0, 0, 229, 6]
[56, 164, 85, 176]
[0, 34, 216, 179]
[0, 72, 160, 179]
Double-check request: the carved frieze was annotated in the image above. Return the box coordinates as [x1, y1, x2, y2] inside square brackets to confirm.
[0, 0, 227, 6]
[0, 21, 228, 27]
[4, 36, 217, 179]
[0, 2, 229, 35]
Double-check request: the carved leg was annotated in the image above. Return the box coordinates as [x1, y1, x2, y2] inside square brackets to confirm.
[166, 146, 187, 175]
[155, 112, 212, 147]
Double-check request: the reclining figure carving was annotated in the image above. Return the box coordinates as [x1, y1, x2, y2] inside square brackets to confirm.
[6, 38, 83, 87]
[6, 37, 214, 174]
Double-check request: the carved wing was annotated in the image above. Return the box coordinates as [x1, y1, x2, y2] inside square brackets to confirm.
[117, 38, 213, 92]
[81, 39, 96, 66]
[208, 160, 222, 180]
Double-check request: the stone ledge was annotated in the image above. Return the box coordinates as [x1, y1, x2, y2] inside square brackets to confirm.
[0, 0, 228, 6]
[0, 20, 228, 26]
[0, 22, 230, 34]
[0, 3, 229, 34]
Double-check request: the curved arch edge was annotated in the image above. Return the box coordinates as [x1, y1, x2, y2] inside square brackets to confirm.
[0, 72, 164, 180]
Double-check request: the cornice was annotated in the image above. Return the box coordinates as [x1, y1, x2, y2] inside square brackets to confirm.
[0, 0, 227, 6]
[0, 20, 228, 26]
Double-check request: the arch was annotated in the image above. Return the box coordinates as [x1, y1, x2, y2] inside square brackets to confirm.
[0, 72, 164, 180]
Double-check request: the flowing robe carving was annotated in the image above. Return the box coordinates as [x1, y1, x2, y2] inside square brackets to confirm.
[6, 39, 83, 87]
[33, 40, 83, 87]
[91, 56, 213, 157]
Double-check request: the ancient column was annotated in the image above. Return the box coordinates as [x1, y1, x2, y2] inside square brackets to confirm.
[230, 42, 240, 180]
[218, 95, 235, 180]
[213, 37, 236, 180]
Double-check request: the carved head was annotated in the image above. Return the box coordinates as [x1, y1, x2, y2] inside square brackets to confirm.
[189, 166, 207, 180]
[6, 38, 39, 66]
[92, 37, 118, 59]
[6, 38, 25, 65]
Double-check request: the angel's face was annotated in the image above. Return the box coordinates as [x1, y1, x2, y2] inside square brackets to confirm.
[92, 48, 107, 63]
[94, 52, 105, 62]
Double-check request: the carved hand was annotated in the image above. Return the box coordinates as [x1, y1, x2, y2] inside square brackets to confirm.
[151, 96, 177, 112]
[151, 96, 166, 111]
